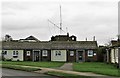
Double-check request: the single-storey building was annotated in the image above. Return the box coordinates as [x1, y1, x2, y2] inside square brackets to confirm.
[1, 34, 98, 62]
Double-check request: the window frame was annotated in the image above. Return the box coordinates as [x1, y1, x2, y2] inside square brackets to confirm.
[2, 51, 7, 55]
[88, 50, 93, 57]
[26, 51, 31, 56]
[55, 50, 61, 56]
[70, 51, 74, 56]
[13, 51, 19, 56]
[72, 37, 74, 40]
[42, 50, 48, 56]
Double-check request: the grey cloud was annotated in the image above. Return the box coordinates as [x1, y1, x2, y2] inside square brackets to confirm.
[2, 2, 29, 10]
[2, 1, 118, 45]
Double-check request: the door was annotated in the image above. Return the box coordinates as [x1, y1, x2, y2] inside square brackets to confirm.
[78, 51, 83, 62]
[33, 51, 41, 61]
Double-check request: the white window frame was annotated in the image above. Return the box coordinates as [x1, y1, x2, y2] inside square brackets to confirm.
[27, 51, 30, 56]
[13, 51, 18, 56]
[72, 37, 74, 40]
[70, 51, 74, 56]
[88, 50, 93, 57]
[2, 51, 7, 55]
[42, 50, 48, 56]
[94, 53, 96, 56]
[55, 51, 61, 56]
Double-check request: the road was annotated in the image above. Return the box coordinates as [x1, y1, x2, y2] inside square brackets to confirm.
[2, 68, 59, 78]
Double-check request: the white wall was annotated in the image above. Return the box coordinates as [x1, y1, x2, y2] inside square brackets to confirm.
[111, 48, 118, 63]
[111, 49, 115, 63]
[115, 48, 118, 63]
[2, 50, 24, 61]
[51, 50, 67, 62]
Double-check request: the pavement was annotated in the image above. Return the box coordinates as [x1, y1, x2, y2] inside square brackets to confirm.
[58, 63, 73, 71]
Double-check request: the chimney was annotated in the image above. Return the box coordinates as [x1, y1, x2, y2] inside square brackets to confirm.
[93, 36, 95, 41]
[67, 32, 69, 37]
[86, 38, 87, 41]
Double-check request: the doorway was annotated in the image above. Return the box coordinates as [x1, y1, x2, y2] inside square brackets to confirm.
[33, 50, 41, 61]
[78, 51, 83, 62]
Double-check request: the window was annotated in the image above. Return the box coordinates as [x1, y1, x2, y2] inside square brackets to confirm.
[16, 51, 18, 56]
[72, 37, 74, 40]
[4, 51, 7, 55]
[27, 51, 30, 56]
[13, 51, 18, 56]
[94, 53, 96, 56]
[13, 51, 16, 55]
[70, 51, 74, 56]
[42, 50, 48, 56]
[2, 51, 7, 55]
[2, 51, 4, 54]
[88, 50, 93, 57]
[55, 51, 61, 56]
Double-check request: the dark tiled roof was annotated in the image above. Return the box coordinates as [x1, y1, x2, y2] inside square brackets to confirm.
[51, 41, 97, 49]
[111, 40, 117, 46]
[2, 41, 50, 50]
[25, 36, 38, 40]
[1, 41, 98, 50]
[20, 36, 39, 41]
[111, 41, 120, 47]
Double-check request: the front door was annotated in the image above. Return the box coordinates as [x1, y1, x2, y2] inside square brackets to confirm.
[33, 51, 41, 61]
[78, 51, 83, 62]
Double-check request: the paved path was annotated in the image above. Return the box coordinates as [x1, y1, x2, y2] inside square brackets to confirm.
[18, 65, 109, 77]
[59, 63, 73, 71]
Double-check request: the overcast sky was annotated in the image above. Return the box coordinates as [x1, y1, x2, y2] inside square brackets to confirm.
[1, 0, 119, 45]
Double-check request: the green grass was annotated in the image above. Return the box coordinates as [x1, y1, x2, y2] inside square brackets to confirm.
[2, 61, 64, 68]
[46, 71, 93, 78]
[2, 64, 40, 72]
[73, 62, 120, 77]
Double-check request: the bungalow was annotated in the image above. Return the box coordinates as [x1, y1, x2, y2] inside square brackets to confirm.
[1, 34, 98, 62]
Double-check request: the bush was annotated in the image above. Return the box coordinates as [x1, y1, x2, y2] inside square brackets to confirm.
[114, 62, 119, 68]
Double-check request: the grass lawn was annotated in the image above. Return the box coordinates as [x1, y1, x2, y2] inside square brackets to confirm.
[46, 71, 93, 78]
[2, 61, 64, 68]
[73, 62, 120, 77]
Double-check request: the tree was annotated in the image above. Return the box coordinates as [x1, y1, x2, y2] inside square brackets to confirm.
[4, 34, 13, 41]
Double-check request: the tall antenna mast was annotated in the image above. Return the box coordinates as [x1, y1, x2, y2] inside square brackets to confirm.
[60, 5, 62, 34]
[48, 5, 66, 35]
[48, 19, 65, 33]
